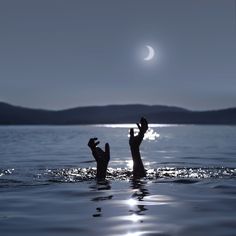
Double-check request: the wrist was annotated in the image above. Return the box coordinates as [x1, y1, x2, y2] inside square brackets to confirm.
[130, 145, 140, 152]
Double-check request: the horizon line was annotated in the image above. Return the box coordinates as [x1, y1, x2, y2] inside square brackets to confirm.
[1, 100, 236, 113]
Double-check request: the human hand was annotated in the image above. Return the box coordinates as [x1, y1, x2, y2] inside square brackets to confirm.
[137, 117, 149, 135]
[88, 138, 110, 164]
[88, 137, 100, 151]
[129, 118, 149, 149]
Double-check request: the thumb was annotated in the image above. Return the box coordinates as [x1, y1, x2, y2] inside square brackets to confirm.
[130, 128, 134, 138]
[105, 143, 110, 159]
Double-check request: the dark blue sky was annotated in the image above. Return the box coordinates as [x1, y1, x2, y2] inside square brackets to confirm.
[0, 0, 235, 110]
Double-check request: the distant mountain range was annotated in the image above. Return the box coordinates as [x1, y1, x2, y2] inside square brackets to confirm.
[0, 101, 236, 125]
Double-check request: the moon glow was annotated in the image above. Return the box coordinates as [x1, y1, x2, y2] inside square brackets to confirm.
[144, 45, 155, 61]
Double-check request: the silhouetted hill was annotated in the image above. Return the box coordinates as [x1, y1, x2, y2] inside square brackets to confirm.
[0, 102, 236, 125]
[0, 102, 56, 124]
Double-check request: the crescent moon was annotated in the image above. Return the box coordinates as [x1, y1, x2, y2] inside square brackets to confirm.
[144, 45, 155, 61]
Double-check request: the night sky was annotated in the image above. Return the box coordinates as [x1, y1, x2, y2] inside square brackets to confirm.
[0, 0, 235, 110]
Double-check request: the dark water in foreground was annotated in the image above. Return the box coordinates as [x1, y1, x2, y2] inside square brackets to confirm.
[0, 125, 236, 236]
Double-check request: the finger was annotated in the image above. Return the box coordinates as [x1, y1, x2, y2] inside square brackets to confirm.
[130, 128, 134, 138]
[140, 117, 146, 125]
[88, 137, 97, 143]
[141, 117, 148, 130]
[143, 118, 148, 127]
[145, 119, 149, 130]
[136, 123, 141, 130]
[95, 141, 100, 146]
[88, 138, 99, 148]
[105, 143, 110, 159]
[88, 138, 94, 147]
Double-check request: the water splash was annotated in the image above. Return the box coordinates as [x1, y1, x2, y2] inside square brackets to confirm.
[127, 128, 160, 141]
[143, 128, 160, 141]
[40, 167, 236, 183]
[1, 167, 235, 187]
[0, 169, 14, 177]
[146, 167, 236, 179]
[41, 167, 133, 182]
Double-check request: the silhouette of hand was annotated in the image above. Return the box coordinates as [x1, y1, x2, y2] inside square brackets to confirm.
[129, 117, 149, 149]
[88, 138, 110, 180]
[88, 137, 100, 152]
[129, 118, 148, 178]
[88, 138, 110, 163]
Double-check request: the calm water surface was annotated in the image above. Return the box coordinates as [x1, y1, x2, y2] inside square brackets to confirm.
[0, 125, 236, 236]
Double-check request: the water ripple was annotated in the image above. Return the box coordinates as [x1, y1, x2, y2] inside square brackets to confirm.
[0, 168, 14, 177]
[40, 167, 236, 183]
[1, 167, 235, 188]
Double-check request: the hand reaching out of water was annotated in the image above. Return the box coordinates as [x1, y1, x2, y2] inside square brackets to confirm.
[129, 117, 148, 179]
[88, 138, 110, 180]
[129, 117, 149, 149]
[88, 138, 110, 163]
[87, 118, 148, 180]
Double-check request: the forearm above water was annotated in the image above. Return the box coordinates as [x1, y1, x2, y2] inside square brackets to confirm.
[130, 147, 146, 178]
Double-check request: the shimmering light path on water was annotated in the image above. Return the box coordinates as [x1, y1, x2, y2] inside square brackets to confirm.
[0, 125, 236, 236]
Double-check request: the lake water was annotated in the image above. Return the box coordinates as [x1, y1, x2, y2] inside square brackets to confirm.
[0, 125, 236, 236]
